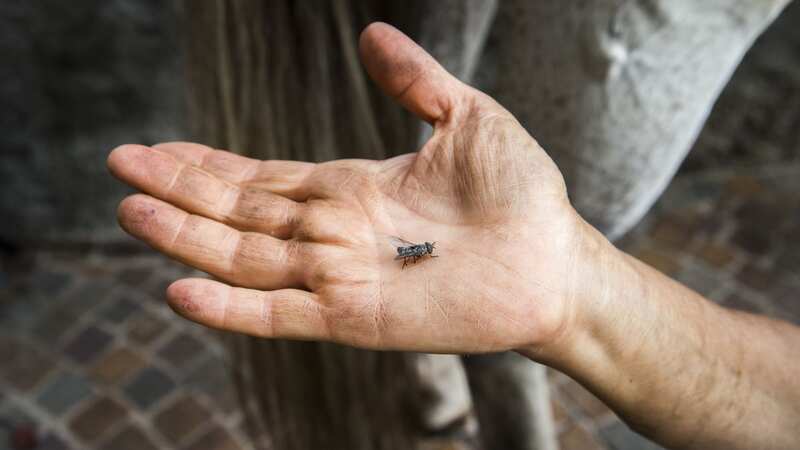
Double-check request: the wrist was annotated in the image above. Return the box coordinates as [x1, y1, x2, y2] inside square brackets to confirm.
[517, 212, 628, 358]
[518, 216, 706, 431]
[517, 213, 628, 369]
[517, 214, 800, 449]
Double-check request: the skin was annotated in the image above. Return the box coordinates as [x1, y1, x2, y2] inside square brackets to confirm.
[108, 23, 800, 449]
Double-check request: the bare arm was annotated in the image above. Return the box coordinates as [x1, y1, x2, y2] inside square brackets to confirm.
[523, 222, 800, 449]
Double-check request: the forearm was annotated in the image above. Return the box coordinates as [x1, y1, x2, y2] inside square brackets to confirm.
[523, 222, 800, 449]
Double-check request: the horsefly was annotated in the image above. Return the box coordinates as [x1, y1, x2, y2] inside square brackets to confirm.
[388, 236, 438, 269]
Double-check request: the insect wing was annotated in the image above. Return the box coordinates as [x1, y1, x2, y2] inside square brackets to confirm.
[387, 235, 417, 248]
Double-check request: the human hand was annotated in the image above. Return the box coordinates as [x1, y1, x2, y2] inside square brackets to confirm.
[107, 23, 591, 356]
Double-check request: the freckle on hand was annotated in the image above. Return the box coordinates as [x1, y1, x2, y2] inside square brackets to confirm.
[180, 297, 200, 313]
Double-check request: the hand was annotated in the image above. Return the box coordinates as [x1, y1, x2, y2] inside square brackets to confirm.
[108, 23, 588, 355]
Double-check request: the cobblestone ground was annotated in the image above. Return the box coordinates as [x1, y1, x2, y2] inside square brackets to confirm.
[0, 254, 249, 450]
[2, 3, 799, 450]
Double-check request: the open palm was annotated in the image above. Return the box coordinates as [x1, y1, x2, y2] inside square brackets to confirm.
[108, 23, 583, 355]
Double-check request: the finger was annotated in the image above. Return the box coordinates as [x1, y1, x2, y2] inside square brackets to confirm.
[117, 194, 304, 290]
[359, 22, 472, 125]
[151, 142, 316, 200]
[151, 141, 258, 183]
[108, 144, 303, 237]
[167, 278, 329, 341]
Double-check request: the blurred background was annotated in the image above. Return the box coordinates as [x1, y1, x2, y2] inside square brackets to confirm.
[0, 1, 798, 450]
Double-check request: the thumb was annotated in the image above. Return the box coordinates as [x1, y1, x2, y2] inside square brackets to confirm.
[359, 22, 471, 125]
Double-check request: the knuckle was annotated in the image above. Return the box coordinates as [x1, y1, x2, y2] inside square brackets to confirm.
[237, 185, 300, 225]
[326, 288, 386, 348]
[306, 250, 362, 289]
[294, 204, 327, 240]
[216, 185, 241, 220]
[295, 202, 365, 246]
[235, 186, 265, 221]
[308, 258, 342, 287]
[282, 238, 304, 267]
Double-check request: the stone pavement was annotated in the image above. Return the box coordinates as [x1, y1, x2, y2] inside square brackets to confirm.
[2, 2, 799, 449]
[0, 253, 248, 450]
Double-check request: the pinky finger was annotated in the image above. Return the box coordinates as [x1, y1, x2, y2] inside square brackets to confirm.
[166, 278, 330, 341]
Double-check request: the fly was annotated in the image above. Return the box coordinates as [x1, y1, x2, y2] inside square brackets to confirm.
[388, 236, 438, 269]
